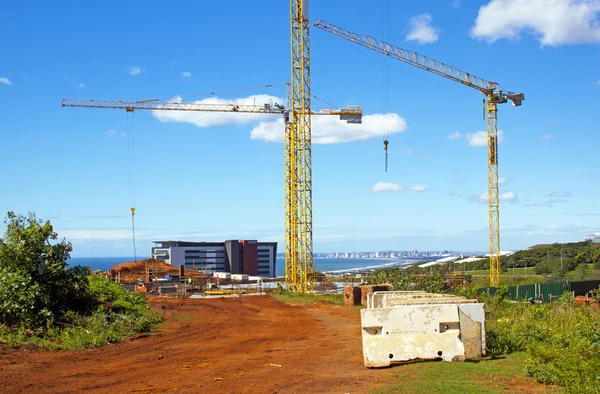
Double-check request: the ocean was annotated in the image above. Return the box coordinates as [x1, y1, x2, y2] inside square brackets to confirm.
[68, 257, 407, 277]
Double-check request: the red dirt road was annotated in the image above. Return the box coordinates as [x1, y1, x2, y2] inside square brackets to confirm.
[0, 296, 394, 393]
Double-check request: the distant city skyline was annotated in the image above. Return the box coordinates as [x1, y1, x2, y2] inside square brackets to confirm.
[312, 250, 480, 259]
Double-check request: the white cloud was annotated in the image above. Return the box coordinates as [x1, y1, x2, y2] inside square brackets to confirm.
[128, 66, 144, 76]
[372, 182, 403, 193]
[0, 77, 12, 86]
[500, 191, 518, 202]
[181, 71, 192, 78]
[152, 94, 408, 144]
[451, 0, 462, 8]
[470, 190, 518, 204]
[371, 182, 430, 193]
[470, 0, 600, 46]
[594, 80, 600, 86]
[470, 192, 486, 203]
[409, 184, 431, 192]
[447, 130, 461, 140]
[498, 177, 508, 185]
[153, 94, 285, 127]
[406, 13, 440, 44]
[542, 134, 553, 140]
[78, 82, 85, 88]
[252, 112, 407, 144]
[547, 191, 573, 198]
[465, 130, 505, 147]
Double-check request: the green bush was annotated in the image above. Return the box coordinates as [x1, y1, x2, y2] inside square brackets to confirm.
[0, 211, 162, 349]
[484, 294, 600, 393]
[366, 268, 444, 293]
[0, 212, 95, 329]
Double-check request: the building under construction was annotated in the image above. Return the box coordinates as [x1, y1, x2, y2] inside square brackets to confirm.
[151, 240, 277, 278]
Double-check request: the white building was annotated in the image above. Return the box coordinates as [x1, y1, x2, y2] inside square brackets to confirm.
[151, 240, 277, 278]
[586, 233, 600, 244]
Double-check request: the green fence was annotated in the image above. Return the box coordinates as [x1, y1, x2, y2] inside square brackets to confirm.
[476, 280, 571, 303]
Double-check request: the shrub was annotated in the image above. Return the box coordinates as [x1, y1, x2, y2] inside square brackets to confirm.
[0, 211, 162, 349]
[484, 295, 600, 393]
[366, 268, 444, 293]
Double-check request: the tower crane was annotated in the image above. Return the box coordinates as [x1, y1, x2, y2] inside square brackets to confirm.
[313, 20, 524, 287]
[62, 0, 359, 293]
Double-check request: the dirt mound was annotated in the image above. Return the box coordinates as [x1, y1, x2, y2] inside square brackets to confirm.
[108, 259, 202, 283]
[110, 258, 175, 273]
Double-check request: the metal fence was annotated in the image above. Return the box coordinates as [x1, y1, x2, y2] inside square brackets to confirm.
[476, 279, 600, 303]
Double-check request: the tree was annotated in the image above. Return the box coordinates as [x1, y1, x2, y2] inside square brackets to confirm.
[0, 211, 92, 329]
[575, 246, 594, 265]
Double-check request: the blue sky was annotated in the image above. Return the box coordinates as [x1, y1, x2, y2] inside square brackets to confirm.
[1, 0, 599, 257]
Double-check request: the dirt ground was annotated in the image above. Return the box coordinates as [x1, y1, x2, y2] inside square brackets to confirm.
[0, 295, 395, 393]
[0, 295, 556, 394]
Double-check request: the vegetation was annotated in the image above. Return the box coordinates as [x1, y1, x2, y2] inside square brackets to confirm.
[271, 287, 343, 305]
[373, 353, 560, 394]
[484, 290, 600, 393]
[365, 268, 445, 293]
[0, 211, 162, 349]
[360, 242, 600, 290]
[463, 241, 600, 282]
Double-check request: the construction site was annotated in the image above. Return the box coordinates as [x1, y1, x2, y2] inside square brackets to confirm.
[60, 0, 524, 294]
[3, 1, 600, 393]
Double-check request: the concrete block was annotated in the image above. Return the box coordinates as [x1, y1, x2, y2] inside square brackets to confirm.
[360, 284, 393, 307]
[360, 292, 485, 368]
[343, 285, 362, 306]
[368, 291, 476, 309]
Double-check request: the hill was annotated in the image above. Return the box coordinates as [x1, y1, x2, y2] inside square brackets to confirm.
[460, 240, 600, 285]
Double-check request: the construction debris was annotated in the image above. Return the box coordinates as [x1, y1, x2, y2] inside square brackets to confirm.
[343, 285, 362, 306]
[360, 284, 393, 307]
[360, 291, 486, 368]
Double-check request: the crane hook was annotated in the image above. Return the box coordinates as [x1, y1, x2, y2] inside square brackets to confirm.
[383, 140, 389, 172]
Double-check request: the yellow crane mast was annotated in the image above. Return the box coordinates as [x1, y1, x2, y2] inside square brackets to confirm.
[313, 20, 524, 287]
[288, 0, 312, 293]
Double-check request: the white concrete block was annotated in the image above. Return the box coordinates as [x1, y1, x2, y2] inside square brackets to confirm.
[360, 294, 485, 368]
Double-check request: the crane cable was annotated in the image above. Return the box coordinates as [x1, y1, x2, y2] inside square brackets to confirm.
[136, 82, 289, 103]
[382, 0, 390, 173]
[127, 112, 137, 262]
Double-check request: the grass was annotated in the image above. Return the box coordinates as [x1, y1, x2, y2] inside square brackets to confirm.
[270, 291, 344, 305]
[466, 267, 538, 276]
[470, 273, 546, 288]
[372, 353, 562, 394]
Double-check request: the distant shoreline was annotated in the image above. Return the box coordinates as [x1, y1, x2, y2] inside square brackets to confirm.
[67, 256, 420, 277]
